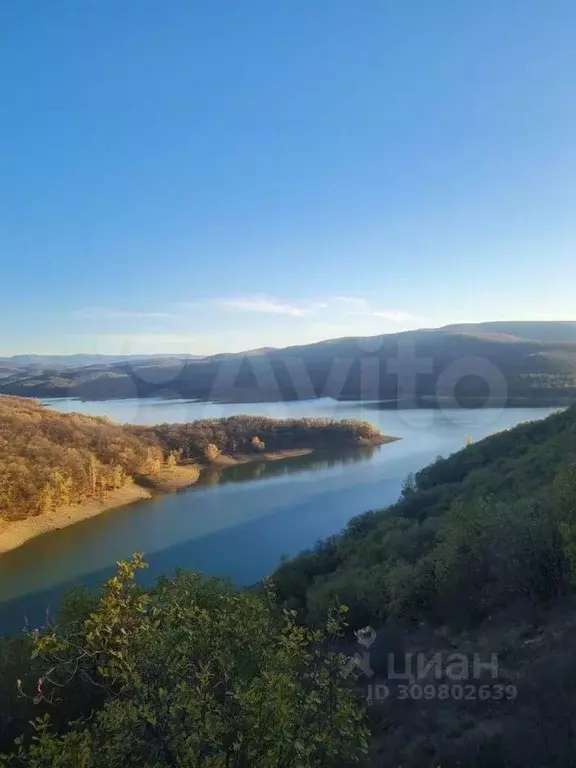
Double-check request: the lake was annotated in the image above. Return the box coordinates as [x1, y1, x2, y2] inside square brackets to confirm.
[0, 398, 560, 633]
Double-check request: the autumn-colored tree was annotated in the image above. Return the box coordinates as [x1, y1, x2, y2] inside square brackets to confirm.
[0, 397, 163, 520]
[203, 442, 221, 463]
[165, 449, 180, 470]
[0, 397, 385, 522]
[251, 435, 265, 452]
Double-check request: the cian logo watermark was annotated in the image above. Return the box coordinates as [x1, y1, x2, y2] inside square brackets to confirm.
[341, 626, 517, 703]
[340, 626, 378, 679]
[386, 650, 499, 681]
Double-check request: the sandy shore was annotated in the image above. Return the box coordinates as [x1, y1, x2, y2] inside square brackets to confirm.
[0, 482, 152, 555]
[0, 457, 309, 555]
[0, 439, 398, 556]
[136, 464, 203, 493]
[209, 447, 314, 467]
[0, 455, 313, 555]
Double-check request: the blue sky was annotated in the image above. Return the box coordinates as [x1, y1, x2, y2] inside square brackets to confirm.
[1, 1, 575, 355]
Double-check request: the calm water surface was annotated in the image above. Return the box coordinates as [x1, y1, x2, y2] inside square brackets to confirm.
[0, 398, 559, 633]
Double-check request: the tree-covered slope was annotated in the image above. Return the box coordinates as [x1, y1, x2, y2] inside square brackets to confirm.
[269, 406, 576, 766]
[272, 404, 576, 628]
[0, 396, 165, 520]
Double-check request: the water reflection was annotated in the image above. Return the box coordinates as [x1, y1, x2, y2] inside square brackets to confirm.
[0, 444, 381, 626]
[198, 445, 378, 488]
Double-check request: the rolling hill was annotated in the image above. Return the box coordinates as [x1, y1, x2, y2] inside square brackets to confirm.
[2, 321, 576, 406]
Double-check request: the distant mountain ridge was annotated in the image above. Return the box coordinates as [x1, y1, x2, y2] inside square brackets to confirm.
[439, 320, 576, 343]
[0, 353, 204, 367]
[2, 321, 576, 406]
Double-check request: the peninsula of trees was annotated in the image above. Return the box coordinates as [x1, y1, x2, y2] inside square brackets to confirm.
[0, 395, 389, 523]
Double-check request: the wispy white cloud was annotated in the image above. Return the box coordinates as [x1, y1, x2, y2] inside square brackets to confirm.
[65, 295, 425, 355]
[334, 296, 423, 324]
[218, 294, 422, 324]
[218, 295, 307, 317]
[73, 306, 176, 321]
[75, 296, 422, 327]
[371, 310, 420, 322]
[334, 296, 370, 307]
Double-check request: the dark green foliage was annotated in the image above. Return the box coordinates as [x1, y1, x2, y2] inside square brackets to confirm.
[551, 461, 576, 579]
[0, 587, 103, 757]
[273, 405, 576, 629]
[431, 495, 567, 624]
[269, 405, 576, 766]
[0, 556, 368, 766]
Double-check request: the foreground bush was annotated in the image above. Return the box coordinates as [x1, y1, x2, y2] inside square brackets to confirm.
[0, 555, 368, 767]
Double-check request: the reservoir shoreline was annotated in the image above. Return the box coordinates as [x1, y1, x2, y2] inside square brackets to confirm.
[0, 439, 395, 557]
[0, 482, 153, 556]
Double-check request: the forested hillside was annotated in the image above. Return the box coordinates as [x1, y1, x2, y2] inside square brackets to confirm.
[0, 396, 384, 521]
[272, 405, 576, 766]
[0, 397, 164, 521]
[272, 405, 576, 627]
